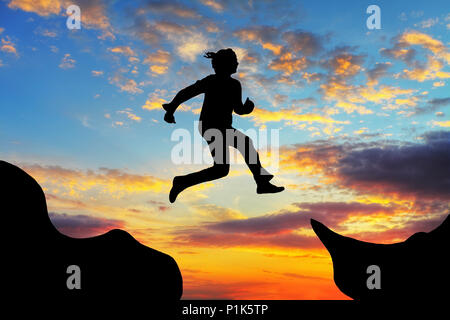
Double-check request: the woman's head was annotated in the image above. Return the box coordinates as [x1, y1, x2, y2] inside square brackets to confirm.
[204, 48, 238, 75]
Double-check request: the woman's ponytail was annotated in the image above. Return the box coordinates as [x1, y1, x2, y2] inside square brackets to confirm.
[203, 51, 216, 59]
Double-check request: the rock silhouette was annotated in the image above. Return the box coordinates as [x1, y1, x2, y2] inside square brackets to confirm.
[311, 215, 449, 301]
[1, 160, 182, 301]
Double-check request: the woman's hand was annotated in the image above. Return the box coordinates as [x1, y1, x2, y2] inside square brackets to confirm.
[243, 98, 255, 114]
[164, 112, 176, 124]
[162, 103, 176, 124]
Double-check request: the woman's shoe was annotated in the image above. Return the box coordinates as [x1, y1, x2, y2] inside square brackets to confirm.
[256, 181, 284, 194]
[169, 176, 186, 203]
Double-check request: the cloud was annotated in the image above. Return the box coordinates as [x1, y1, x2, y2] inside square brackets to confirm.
[282, 131, 450, 200]
[346, 213, 448, 243]
[8, 0, 61, 16]
[1, 37, 18, 55]
[91, 70, 103, 76]
[141, 89, 194, 113]
[282, 30, 323, 56]
[382, 31, 450, 82]
[131, 15, 160, 45]
[172, 226, 319, 249]
[209, 202, 397, 235]
[143, 50, 171, 75]
[380, 47, 416, 65]
[49, 212, 125, 238]
[399, 31, 449, 63]
[143, 50, 171, 65]
[117, 108, 142, 122]
[21, 163, 170, 198]
[268, 52, 308, 75]
[366, 62, 391, 85]
[413, 97, 450, 115]
[334, 131, 450, 199]
[142, 89, 168, 111]
[320, 76, 415, 114]
[322, 50, 365, 79]
[147, 200, 170, 212]
[191, 204, 246, 221]
[292, 97, 317, 107]
[109, 74, 143, 94]
[401, 55, 450, 82]
[168, 29, 210, 62]
[415, 17, 439, 29]
[41, 29, 57, 37]
[234, 26, 282, 55]
[431, 120, 450, 127]
[134, 20, 210, 62]
[250, 107, 349, 127]
[145, 1, 200, 18]
[7, 0, 113, 38]
[58, 53, 75, 69]
[199, 0, 224, 12]
[170, 200, 422, 249]
[108, 46, 136, 57]
[315, 44, 421, 115]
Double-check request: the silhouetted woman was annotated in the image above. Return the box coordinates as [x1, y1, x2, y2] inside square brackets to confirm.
[163, 48, 284, 203]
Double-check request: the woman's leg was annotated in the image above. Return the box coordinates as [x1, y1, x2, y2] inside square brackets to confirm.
[227, 128, 284, 193]
[226, 128, 271, 183]
[169, 129, 230, 203]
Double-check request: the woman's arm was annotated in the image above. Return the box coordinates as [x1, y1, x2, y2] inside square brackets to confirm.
[163, 78, 208, 123]
[233, 81, 255, 115]
[164, 80, 207, 113]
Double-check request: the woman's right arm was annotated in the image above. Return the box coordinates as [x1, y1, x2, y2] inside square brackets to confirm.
[164, 78, 208, 113]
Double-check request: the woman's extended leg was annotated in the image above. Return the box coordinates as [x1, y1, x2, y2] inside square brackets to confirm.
[169, 131, 230, 203]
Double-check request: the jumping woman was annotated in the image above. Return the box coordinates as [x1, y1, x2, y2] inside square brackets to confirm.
[163, 48, 284, 203]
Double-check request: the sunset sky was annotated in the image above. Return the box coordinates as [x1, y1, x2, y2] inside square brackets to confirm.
[1, 0, 449, 299]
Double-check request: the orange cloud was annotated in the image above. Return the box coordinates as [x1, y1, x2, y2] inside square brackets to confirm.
[0, 37, 17, 55]
[108, 46, 136, 57]
[58, 53, 75, 69]
[144, 50, 171, 75]
[199, 0, 224, 12]
[262, 42, 283, 55]
[8, 0, 61, 16]
[146, 2, 200, 18]
[250, 107, 349, 127]
[401, 55, 450, 82]
[399, 31, 450, 64]
[431, 120, 450, 127]
[117, 109, 142, 122]
[331, 54, 363, 77]
[91, 70, 103, 76]
[382, 31, 450, 82]
[234, 27, 282, 55]
[150, 65, 168, 75]
[142, 90, 168, 111]
[142, 89, 193, 113]
[22, 164, 170, 197]
[321, 76, 415, 114]
[7, 0, 113, 37]
[109, 74, 143, 94]
[143, 50, 171, 65]
[268, 52, 307, 75]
